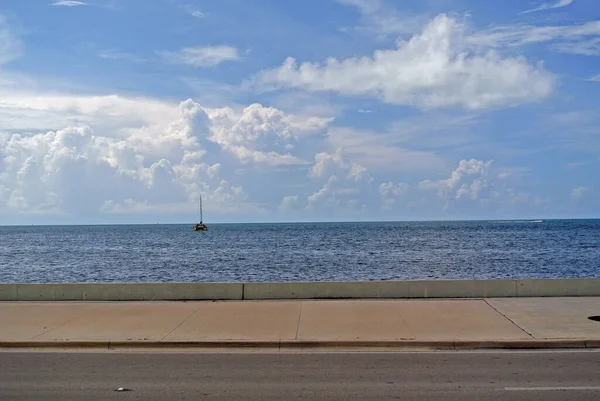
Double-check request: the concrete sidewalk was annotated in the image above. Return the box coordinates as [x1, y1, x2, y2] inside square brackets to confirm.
[1, 298, 599, 350]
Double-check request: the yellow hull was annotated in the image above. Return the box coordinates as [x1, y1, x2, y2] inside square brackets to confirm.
[193, 225, 208, 231]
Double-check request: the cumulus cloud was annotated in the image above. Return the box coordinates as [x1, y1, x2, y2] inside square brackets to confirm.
[159, 45, 239, 67]
[254, 14, 555, 110]
[278, 195, 299, 213]
[379, 182, 408, 198]
[521, 0, 574, 14]
[204, 102, 330, 166]
[0, 93, 323, 219]
[409, 158, 552, 217]
[305, 150, 374, 213]
[419, 159, 493, 201]
[0, 98, 213, 216]
[306, 175, 340, 210]
[309, 148, 373, 183]
[379, 181, 409, 209]
[571, 186, 588, 201]
[305, 174, 368, 214]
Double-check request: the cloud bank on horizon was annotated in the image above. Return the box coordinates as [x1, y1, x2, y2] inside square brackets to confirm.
[0, 0, 598, 224]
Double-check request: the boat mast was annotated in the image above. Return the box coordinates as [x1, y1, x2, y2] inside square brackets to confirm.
[199, 195, 203, 224]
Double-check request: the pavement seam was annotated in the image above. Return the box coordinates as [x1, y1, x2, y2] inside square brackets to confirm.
[28, 303, 103, 341]
[295, 301, 304, 340]
[396, 310, 416, 340]
[483, 299, 535, 339]
[159, 304, 205, 341]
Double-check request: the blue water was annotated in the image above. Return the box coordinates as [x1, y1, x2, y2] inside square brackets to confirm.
[0, 220, 599, 283]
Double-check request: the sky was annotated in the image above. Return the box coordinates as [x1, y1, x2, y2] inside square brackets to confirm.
[0, 0, 599, 224]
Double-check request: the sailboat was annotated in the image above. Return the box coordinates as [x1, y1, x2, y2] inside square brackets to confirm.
[193, 195, 208, 231]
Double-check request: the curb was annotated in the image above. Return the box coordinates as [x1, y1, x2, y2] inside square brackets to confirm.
[1, 340, 598, 350]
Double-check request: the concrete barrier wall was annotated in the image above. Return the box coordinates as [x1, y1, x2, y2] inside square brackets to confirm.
[516, 278, 600, 297]
[406, 279, 517, 299]
[244, 280, 518, 300]
[0, 278, 599, 301]
[243, 281, 411, 300]
[0, 283, 243, 301]
[0, 284, 18, 301]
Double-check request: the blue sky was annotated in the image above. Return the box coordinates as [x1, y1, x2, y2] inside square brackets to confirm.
[0, 0, 598, 224]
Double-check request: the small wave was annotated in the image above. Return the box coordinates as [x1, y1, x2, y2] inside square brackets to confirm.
[497, 220, 544, 224]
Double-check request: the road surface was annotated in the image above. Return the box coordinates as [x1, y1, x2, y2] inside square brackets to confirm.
[1, 350, 600, 400]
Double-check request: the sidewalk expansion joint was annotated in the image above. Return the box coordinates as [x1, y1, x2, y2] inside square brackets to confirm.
[295, 302, 303, 340]
[159, 304, 205, 341]
[28, 304, 103, 341]
[483, 299, 534, 338]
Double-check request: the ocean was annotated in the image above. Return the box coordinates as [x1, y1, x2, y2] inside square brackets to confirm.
[0, 220, 599, 283]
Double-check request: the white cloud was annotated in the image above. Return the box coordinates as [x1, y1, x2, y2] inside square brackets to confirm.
[179, 5, 205, 19]
[0, 97, 204, 215]
[0, 93, 182, 137]
[419, 159, 493, 201]
[306, 175, 340, 210]
[326, 127, 445, 174]
[469, 20, 600, 56]
[0, 14, 22, 65]
[347, 163, 371, 183]
[309, 149, 373, 183]
[336, 0, 428, 38]
[221, 145, 307, 166]
[278, 195, 299, 212]
[379, 182, 408, 198]
[98, 50, 145, 62]
[309, 150, 343, 178]
[412, 159, 550, 216]
[99, 178, 256, 215]
[304, 150, 375, 214]
[0, 88, 355, 222]
[379, 181, 408, 209]
[521, 0, 574, 14]
[159, 46, 239, 67]
[590, 74, 600, 82]
[554, 39, 600, 56]
[51, 1, 87, 6]
[254, 14, 555, 110]
[204, 102, 330, 166]
[571, 186, 588, 201]
[305, 173, 369, 214]
[0, 93, 307, 218]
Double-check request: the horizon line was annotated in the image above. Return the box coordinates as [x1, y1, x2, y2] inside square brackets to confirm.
[1, 217, 599, 227]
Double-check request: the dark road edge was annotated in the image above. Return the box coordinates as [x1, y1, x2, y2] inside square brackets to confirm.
[1, 339, 599, 350]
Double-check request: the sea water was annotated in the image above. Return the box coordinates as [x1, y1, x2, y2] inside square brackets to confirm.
[0, 220, 599, 283]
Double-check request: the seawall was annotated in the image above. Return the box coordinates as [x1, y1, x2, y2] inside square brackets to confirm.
[1, 278, 599, 301]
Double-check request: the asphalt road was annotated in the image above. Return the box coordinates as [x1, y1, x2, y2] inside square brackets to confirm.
[1, 350, 600, 400]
